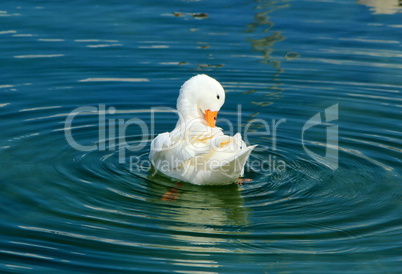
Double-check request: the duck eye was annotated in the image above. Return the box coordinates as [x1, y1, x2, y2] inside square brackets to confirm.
[217, 95, 220, 100]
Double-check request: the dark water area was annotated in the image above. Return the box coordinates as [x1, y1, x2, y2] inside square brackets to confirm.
[1, 0, 402, 273]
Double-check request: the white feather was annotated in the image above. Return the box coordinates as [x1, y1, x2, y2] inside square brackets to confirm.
[149, 75, 256, 185]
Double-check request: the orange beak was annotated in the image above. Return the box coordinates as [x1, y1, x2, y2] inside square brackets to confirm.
[204, 110, 218, 127]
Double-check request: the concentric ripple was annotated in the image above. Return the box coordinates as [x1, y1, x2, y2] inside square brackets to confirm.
[2, 101, 400, 273]
[2, 0, 402, 272]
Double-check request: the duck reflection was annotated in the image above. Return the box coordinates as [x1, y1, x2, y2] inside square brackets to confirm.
[147, 173, 249, 258]
[148, 174, 249, 227]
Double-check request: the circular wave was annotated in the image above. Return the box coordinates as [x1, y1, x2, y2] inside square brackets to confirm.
[1, 100, 401, 272]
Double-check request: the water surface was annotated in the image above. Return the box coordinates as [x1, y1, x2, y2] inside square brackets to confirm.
[1, 0, 402, 273]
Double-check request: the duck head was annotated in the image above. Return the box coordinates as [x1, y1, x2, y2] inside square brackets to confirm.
[177, 74, 226, 127]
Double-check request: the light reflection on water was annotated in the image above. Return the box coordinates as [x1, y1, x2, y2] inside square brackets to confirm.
[357, 0, 402, 14]
[1, 0, 402, 273]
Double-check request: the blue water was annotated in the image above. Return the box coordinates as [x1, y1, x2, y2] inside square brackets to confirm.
[1, 0, 402, 273]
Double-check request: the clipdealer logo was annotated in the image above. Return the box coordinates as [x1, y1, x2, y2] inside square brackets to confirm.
[63, 103, 339, 174]
[302, 104, 339, 170]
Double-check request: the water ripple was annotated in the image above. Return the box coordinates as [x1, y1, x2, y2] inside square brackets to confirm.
[1, 0, 402, 272]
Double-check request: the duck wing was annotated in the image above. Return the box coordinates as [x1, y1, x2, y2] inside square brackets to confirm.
[149, 125, 221, 170]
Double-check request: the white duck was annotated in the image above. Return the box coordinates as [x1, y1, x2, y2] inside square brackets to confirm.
[149, 74, 256, 185]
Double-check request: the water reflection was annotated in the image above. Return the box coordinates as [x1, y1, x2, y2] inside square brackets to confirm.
[357, 0, 402, 14]
[248, 33, 285, 68]
[245, 0, 289, 74]
[244, 1, 289, 111]
[148, 176, 249, 226]
[147, 176, 249, 264]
